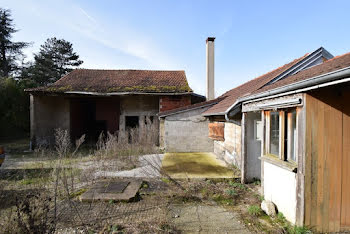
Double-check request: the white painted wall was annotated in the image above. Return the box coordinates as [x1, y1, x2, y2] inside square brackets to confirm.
[263, 161, 297, 224]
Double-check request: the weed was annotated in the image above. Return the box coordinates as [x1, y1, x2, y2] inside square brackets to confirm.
[161, 178, 171, 183]
[69, 188, 87, 199]
[248, 205, 262, 217]
[225, 189, 237, 197]
[213, 194, 234, 205]
[228, 181, 246, 190]
[276, 212, 312, 234]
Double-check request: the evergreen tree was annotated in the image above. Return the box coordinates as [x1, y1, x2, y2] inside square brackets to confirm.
[30, 37, 83, 85]
[0, 8, 29, 77]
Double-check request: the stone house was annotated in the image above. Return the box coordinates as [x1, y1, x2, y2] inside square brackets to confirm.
[26, 69, 204, 147]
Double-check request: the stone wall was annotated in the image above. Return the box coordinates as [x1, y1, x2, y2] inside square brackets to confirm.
[162, 106, 214, 152]
[213, 122, 242, 168]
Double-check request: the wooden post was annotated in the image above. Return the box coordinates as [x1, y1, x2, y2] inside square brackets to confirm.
[279, 110, 285, 160]
[261, 110, 265, 195]
[241, 112, 248, 184]
[296, 102, 306, 226]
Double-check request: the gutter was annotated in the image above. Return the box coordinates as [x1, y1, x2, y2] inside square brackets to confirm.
[225, 66, 350, 120]
[28, 90, 196, 96]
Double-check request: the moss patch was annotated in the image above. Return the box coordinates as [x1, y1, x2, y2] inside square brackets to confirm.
[161, 152, 234, 179]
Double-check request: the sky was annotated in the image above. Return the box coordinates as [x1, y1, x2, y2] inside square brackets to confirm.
[3, 0, 350, 96]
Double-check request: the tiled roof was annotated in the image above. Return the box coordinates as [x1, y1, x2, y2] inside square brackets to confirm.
[26, 69, 193, 93]
[158, 97, 224, 117]
[251, 52, 350, 95]
[203, 53, 309, 115]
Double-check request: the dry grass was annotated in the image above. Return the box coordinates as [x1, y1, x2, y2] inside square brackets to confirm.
[0, 124, 164, 233]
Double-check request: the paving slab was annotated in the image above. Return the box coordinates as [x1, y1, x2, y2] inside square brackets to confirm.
[80, 179, 142, 202]
[169, 204, 251, 233]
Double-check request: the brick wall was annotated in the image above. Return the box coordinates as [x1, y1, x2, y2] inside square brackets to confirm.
[159, 95, 191, 112]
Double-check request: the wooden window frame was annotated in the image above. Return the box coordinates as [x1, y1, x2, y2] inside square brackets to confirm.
[264, 108, 297, 163]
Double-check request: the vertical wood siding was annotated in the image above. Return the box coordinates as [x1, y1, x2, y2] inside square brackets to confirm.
[304, 85, 350, 232]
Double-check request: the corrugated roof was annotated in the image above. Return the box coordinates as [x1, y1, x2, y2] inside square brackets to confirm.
[26, 69, 193, 93]
[203, 53, 309, 116]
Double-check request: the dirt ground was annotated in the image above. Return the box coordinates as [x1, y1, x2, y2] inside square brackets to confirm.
[0, 138, 298, 233]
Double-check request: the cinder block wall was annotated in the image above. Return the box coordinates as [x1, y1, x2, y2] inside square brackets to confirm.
[30, 94, 70, 146]
[162, 106, 214, 152]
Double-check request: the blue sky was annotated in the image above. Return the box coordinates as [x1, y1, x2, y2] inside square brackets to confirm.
[3, 0, 350, 96]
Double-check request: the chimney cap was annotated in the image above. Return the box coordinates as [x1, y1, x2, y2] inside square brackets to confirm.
[206, 37, 216, 43]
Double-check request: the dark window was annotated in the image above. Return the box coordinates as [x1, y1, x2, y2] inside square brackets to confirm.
[125, 116, 139, 129]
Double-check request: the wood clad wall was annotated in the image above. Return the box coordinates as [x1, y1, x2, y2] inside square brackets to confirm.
[304, 84, 350, 232]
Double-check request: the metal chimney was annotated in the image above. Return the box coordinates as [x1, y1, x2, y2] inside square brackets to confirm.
[206, 37, 215, 100]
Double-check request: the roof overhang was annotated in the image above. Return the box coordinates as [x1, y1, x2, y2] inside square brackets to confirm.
[26, 90, 198, 96]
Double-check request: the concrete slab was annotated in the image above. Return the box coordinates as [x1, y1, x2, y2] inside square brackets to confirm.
[169, 204, 251, 233]
[94, 154, 164, 178]
[162, 152, 234, 179]
[80, 179, 142, 202]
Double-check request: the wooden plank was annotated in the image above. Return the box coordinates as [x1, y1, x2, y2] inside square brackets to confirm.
[295, 104, 306, 226]
[316, 98, 324, 232]
[304, 95, 313, 227]
[341, 91, 350, 229]
[309, 95, 319, 230]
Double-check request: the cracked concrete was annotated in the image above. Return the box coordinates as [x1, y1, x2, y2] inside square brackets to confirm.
[169, 204, 251, 233]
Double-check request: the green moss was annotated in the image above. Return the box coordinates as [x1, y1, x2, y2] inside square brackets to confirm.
[107, 85, 192, 93]
[162, 152, 234, 179]
[46, 85, 73, 92]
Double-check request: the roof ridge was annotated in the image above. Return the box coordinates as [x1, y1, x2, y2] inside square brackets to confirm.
[73, 68, 186, 72]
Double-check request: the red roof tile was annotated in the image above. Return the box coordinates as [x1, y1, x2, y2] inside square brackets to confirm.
[252, 52, 350, 95]
[26, 69, 193, 93]
[203, 53, 309, 115]
[159, 97, 224, 117]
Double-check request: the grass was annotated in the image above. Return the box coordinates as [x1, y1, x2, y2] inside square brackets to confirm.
[162, 152, 234, 179]
[248, 205, 262, 217]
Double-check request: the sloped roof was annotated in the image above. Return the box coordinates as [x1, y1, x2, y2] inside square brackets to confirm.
[26, 69, 193, 93]
[158, 97, 224, 117]
[203, 53, 309, 116]
[250, 52, 350, 95]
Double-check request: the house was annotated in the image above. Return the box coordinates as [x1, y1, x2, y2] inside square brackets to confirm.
[26, 69, 205, 147]
[203, 46, 350, 231]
